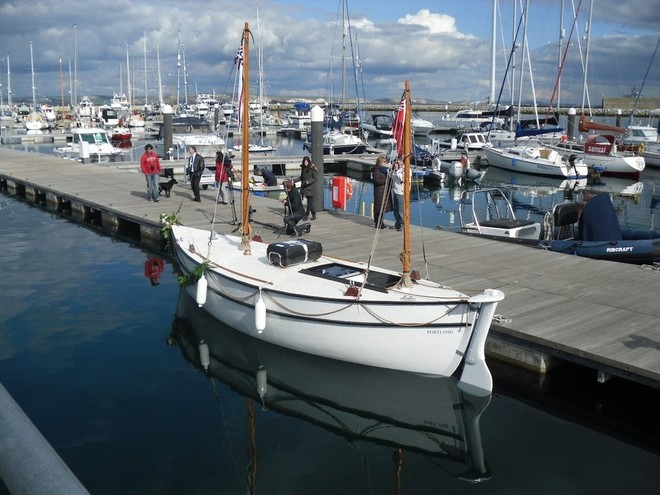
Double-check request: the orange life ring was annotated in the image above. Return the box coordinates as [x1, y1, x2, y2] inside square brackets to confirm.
[346, 179, 353, 200]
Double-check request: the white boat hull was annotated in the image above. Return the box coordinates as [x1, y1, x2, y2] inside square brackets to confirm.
[584, 153, 645, 177]
[642, 144, 660, 168]
[482, 145, 588, 178]
[171, 225, 503, 389]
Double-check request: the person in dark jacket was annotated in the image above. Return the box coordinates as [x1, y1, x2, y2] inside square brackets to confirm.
[282, 179, 306, 236]
[257, 167, 277, 186]
[299, 155, 318, 220]
[187, 146, 205, 202]
[372, 156, 392, 228]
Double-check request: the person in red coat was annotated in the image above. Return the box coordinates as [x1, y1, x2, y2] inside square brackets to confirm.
[140, 143, 162, 202]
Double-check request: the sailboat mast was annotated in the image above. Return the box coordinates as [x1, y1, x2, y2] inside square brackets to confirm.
[72, 24, 77, 108]
[580, 0, 593, 113]
[157, 44, 164, 107]
[183, 43, 189, 106]
[143, 34, 148, 108]
[489, 0, 497, 105]
[176, 32, 181, 108]
[401, 80, 412, 287]
[6, 55, 12, 111]
[59, 57, 64, 108]
[240, 22, 252, 252]
[557, 0, 565, 110]
[126, 43, 132, 110]
[29, 41, 36, 110]
[341, 0, 347, 111]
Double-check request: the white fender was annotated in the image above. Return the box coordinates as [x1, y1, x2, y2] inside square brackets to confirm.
[255, 292, 266, 333]
[195, 273, 208, 307]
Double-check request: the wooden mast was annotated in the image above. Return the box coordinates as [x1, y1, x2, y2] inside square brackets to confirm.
[400, 80, 413, 288]
[240, 22, 252, 253]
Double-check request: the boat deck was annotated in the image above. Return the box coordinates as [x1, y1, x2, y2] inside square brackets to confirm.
[1, 146, 659, 389]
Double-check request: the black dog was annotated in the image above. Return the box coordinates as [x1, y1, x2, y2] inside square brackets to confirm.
[158, 178, 178, 198]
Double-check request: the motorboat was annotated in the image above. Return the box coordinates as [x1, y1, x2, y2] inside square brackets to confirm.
[24, 111, 49, 131]
[110, 125, 132, 142]
[167, 26, 504, 396]
[110, 93, 129, 113]
[303, 129, 367, 155]
[622, 123, 660, 168]
[435, 131, 490, 151]
[459, 187, 660, 265]
[435, 109, 505, 132]
[284, 102, 311, 129]
[151, 116, 226, 159]
[361, 113, 393, 138]
[232, 142, 277, 154]
[53, 127, 120, 162]
[126, 113, 146, 128]
[76, 96, 94, 118]
[412, 115, 434, 136]
[459, 188, 543, 240]
[98, 106, 119, 127]
[542, 193, 660, 265]
[640, 143, 660, 168]
[41, 105, 57, 124]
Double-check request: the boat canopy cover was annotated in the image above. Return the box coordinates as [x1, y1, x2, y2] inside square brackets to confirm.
[578, 193, 622, 241]
[515, 124, 564, 139]
[483, 105, 514, 118]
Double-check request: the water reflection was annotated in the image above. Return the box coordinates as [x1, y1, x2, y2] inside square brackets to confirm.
[169, 289, 493, 487]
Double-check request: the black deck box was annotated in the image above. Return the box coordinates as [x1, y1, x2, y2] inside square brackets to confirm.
[267, 239, 323, 267]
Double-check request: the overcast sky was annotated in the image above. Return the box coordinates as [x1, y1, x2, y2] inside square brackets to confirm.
[1, 0, 658, 107]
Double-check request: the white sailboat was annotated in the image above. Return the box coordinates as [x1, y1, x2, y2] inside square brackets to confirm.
[307, 0, 367, 155]
[24, 41, 48, 131]
[168, 23, 504, 396]
[232, 6, 276, 154]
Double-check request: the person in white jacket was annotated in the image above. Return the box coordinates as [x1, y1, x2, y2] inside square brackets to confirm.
[390, 158, 405, 231]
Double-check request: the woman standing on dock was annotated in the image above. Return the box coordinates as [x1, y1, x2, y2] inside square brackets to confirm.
[299, 156, 318, 220]
[372, 156, 392, 228]
[140, 143, 162, 202]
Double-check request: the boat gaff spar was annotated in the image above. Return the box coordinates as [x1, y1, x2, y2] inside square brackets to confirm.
[169, 23, 505, 396]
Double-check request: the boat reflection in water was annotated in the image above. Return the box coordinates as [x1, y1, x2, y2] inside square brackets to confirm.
[170, 289, 492, 486]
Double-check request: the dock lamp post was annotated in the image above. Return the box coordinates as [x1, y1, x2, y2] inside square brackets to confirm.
[162, 104, 173, 160]
[310, 104, 324, 213]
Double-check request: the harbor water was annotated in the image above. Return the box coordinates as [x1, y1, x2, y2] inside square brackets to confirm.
[1, 122, 660, 493]
[1, 190, 659, 494]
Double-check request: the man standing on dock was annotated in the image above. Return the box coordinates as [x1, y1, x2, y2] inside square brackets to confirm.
[187, 146, 205, 202]
[140, 143, 162, 202]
